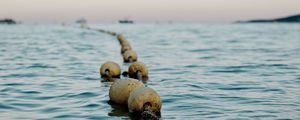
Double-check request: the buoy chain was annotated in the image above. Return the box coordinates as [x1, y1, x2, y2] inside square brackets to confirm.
[81, 25, 161, 120]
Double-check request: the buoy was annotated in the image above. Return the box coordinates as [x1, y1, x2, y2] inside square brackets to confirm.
[120, 40, 130, 47]
[100, 61, 121, 81]
[128, 62, 148, 80]
[109, 78, 145, 104]
[117, 34, 126, 42]
[123, 50, 138, 63]
[109, 32, 117, 36]
[121, 45, 132, 54]
[128, 87, 161, 119]
[117, 34, 131, 46]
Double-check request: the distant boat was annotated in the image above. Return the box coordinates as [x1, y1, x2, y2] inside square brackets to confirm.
[119, 19, 134, 24]
[0, 18, 17, 24]
[76, 18, 87, 24]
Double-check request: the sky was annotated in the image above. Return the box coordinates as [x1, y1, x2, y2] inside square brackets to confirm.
[0, 0, 300, 23]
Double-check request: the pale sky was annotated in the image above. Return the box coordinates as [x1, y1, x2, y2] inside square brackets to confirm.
[0, 0, 300, 23]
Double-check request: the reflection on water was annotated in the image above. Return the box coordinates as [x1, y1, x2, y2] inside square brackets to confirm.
[0, 23, 300, 119]
[108, 101, 129, 117]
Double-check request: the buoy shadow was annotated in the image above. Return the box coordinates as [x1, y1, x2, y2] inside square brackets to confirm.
[107, 100, 144, 120]
[107, 100, 129, 117]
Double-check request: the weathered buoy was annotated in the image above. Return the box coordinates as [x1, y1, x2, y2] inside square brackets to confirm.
[109, 78, 145, 104]
[100, 61, 121, 80]
[128, 62, 148, 80]
[121, 45, 132, 54]
[117, 34, 126, 42]
[117, 34, 131, 45]
[123, 50, 138, 63]
[128, 87, 162, 119]
[121, 40, 130, 47]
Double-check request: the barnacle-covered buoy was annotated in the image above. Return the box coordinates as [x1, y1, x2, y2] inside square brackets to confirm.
[128, 87, 162, 116]
[128, 62, 148, 80]
[100, 61, 121, 79]
[109, 78, 145, 104]
[123, 50, 138, 63]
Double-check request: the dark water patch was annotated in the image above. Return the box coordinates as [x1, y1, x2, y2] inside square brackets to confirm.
[66, 92, 98, 98]
[81, 103, 100, 108]
[1, 83, 28, 86]
[233, 48, 277, 53]
[83, 76, 98, 81]
[227, 64, 290, 69]
[0, 103, 20, 111]
[87, 116, 110, 120]
[251, 114, 278, 118]
[238, 99, 274, 105]
[218, 86, 266, 91]
[199, 56, 216, 59]
[1, 73, 40, 78]
[40, 107, 63, 113]
[25, 63, 56, 69]
[0, 87, 23, 93]
[261, 88, 285, 94]
[53, 114, 81, 119]
[20, 90, 41, 94]
[108, 104, 129, 117]
[34, 96, 56, 100]
[217, 96, 251, 101]
[236, 110, 255, 113]
[11, 102, 43, 108]
[184, 64, 202, 68]
[151, 67, 175, 72]
[197, 111, 224, 116]
[211, 69, 248, 73]
[188, 48, 221, 53]
[40, 83, 58, 88]
[186, 83, 203, 89]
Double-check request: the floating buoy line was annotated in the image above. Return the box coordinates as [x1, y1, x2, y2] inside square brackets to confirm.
[81, 24, 162, 120]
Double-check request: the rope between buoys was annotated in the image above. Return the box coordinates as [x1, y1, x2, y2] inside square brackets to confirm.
[141, 103, 159, 120]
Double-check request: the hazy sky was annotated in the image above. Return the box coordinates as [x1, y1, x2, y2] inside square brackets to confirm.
[1, 0, 300, 23]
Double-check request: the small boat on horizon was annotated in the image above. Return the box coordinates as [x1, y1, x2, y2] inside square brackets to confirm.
[0, 18, 17, 24]
[76, 18, 87, 24]
[119, 19, 134, 24]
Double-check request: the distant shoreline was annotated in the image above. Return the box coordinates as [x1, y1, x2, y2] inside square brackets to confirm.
[236, 14, 300, 23]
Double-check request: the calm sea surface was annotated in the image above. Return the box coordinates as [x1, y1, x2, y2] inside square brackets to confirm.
[0, 23, 300, 119]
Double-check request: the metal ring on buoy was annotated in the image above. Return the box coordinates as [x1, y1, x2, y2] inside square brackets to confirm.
[109, 78, 145, 104]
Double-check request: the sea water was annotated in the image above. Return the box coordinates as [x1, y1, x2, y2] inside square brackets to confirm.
[0, 23, 300, 119]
